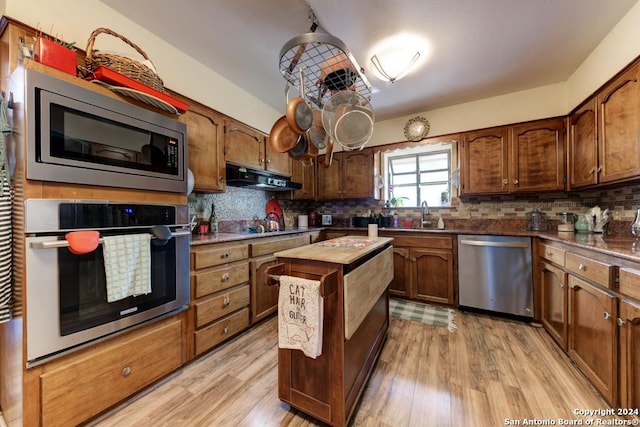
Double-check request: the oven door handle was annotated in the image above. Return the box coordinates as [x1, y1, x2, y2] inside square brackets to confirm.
[30, 229, 192, 249]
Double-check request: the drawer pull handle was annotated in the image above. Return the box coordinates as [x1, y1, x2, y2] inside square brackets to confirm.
[121, 366, 131, 377]
[223, 295, 230, 307]
[222, 273, 230, 282]
[546, 251, 553, 256]
[221, 252, 230, 259]
[603, 311, 611, 320]
[578, 263, 585, 271]
[617, 318, 625, 326]
[223, 326, 229, 334]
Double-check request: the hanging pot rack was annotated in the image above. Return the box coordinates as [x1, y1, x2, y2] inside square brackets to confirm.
[279, 31, 371, 109]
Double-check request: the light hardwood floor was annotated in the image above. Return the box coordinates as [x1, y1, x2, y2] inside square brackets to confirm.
[89, 309, 620, 427]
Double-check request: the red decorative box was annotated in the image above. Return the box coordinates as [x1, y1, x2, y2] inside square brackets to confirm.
[33, 37, 77, 76]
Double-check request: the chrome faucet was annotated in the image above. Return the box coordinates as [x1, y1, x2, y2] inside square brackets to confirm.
[421, 201, 432, 227]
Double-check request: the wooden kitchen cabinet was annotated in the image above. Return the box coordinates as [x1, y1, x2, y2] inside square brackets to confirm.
[291, 157, 316, 200]
[509, 118, 565, 192]
[383, 233, 456, 306]
[178, 101, 226, 192]
[190, 241, 251, 358]
[249, 233, 311, 324]
[568, 274, 618, 405]
[460, 126, 509, 194]
[39, 316, 183, 427]
[461, 119, 565, 195]
[568, 97, 598, 189]
[224, 119, 292, 177]
[618, 298, 640, 410]
[317, 149, 380, 200]
[540, 261, 568, 350]
[597, 61, 640, 185]
[389, 247, 410, 298]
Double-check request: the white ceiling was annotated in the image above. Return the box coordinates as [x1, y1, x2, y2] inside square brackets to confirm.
[100, 0, 637, 121]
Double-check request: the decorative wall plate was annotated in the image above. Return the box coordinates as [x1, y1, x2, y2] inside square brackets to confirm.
[404, 116, 430, 141]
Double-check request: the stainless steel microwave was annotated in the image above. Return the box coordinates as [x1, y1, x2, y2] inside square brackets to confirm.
[25, 69, 188, 193]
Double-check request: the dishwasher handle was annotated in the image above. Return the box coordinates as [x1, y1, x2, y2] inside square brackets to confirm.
[459, 239, 529, 248]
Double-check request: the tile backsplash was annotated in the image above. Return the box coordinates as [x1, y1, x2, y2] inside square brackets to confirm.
[190, 181, 640, 229]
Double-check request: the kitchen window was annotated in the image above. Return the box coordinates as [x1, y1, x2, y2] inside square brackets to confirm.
[383, 143, 454, 207]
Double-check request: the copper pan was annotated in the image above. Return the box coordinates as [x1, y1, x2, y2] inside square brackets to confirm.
[268, 116, 298, 153]
[285, 83, 312, 134]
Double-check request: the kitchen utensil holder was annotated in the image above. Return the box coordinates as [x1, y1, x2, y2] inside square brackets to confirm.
[85, 27, 164, 93]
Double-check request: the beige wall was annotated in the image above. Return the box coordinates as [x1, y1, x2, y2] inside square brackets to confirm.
[8, 0, 640, 142]
[6, 0, 282, 133]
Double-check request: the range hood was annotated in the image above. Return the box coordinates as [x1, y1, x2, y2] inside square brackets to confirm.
[226, 164, 302, 191]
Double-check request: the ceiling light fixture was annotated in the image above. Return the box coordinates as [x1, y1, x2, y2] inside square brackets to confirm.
[370, 51, 421, 84]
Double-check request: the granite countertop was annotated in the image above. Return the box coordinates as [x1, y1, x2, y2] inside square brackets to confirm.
[190, 227, 324, 246]
[190, 224, 640, 264]
[329, 226, 640, 263]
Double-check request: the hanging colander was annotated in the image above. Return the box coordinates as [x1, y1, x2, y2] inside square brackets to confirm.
[321, 91, 374, 150]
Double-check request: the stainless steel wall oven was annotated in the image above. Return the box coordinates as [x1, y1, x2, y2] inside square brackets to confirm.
[25, 68, 187, 193]
[25, 199, 190, 365]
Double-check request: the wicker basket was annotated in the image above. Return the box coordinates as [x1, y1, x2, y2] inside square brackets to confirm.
[85, 28, 164, 93]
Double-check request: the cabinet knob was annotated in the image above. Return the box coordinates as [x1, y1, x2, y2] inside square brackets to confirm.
[617, 318, 625, 326]
[603, 311, 611, 320]
[222, 273, 230, 282]
[589, 167, 596, 174]
[597, 166, 602, 173]
[219, 176, 224, 182]
[578, 263, 585, 271]
[411, 257, 417, 262]
[121, 366, 132, 377]
[502, 179, 508, 185]
[223, 326, 229, 334]
[267, 159, 271, 164]
[559, 283, 564, 289]
[513, 179, 519, 185]
[222, 252, 230, 259]
[223, 295, 230, 307]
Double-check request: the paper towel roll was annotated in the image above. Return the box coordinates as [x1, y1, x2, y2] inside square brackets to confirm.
[368, 223, 378, 238]
[298, 215, 308, 229]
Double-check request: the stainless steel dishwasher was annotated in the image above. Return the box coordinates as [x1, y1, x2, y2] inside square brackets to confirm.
[457, 235, 533, 318]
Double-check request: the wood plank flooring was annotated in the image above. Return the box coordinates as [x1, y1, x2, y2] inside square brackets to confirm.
[89, 310, 620, 427]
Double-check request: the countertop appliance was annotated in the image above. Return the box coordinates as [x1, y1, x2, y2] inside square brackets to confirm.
[225, 164, 302, 191]
[457, 235, 533, 318]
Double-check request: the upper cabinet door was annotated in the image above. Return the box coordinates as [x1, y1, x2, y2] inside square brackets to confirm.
[342, 150, 374, 199]
[598, 62, 640, 184]
[224, 119, 264, 170]
[510, 117, 565, 193]
[265, 141, 292, 177]
[179, 104, 225, 193]
[461, 127, 509, 195]
[568, 97, 598, 190]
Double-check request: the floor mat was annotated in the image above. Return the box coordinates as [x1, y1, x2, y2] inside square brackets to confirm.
[390, 298, 457, 331]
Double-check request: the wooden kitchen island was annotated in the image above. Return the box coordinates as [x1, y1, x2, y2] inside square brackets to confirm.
[267, 236, 394, 427]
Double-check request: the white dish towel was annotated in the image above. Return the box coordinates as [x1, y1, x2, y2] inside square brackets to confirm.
[278, 275, 324, 359]
[102, 234, 151, 303]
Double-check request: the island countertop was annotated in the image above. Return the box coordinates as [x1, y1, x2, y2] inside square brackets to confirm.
[274, 236, 393, 265]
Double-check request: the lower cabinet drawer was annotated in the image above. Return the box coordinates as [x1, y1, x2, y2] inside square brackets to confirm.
[195, 285, 250, 328]
[619, 267, 640, 300]
[565, 252, 616, 288]
[193, 261, 249, 298]
[540, 242, 566, 266]
[40, 317, 182, 427]
[195, 307, 250, 356]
